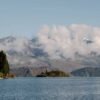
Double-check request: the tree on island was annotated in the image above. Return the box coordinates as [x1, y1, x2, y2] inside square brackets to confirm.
[36, 69, 70, 77]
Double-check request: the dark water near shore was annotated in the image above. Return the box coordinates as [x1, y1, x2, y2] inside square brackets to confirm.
[0, 77, 100, 100]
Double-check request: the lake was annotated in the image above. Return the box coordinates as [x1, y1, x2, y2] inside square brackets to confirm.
[0, 77, 100, 100]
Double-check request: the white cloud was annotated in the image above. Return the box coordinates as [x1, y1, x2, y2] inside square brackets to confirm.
[38, 24, 100, 59]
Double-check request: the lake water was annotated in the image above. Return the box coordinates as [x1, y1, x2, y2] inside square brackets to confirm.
[0, 77, 100, 100]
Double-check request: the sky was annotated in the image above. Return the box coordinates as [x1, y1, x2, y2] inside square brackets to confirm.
[0, 0, 100, 38]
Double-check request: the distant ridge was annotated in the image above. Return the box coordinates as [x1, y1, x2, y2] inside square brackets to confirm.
[71, 67, 100, 77]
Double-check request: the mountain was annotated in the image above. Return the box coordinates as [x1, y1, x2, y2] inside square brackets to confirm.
[0, 36, 100, 76]
[0, 36, 48, 63]
[71, 67, 100, 77]
[0, 36, 50, 76]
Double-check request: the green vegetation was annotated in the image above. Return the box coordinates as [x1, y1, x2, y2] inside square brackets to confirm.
[36, 70, 70, 77]
[0, 72, 15, 78]
[0, 51, 15, 78]
[0, 51, 9, 74]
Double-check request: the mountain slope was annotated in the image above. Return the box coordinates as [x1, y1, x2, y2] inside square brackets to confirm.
[0, 36, 100, 76]
[0, 36, 51, 76]
[71, 67, 100, 77]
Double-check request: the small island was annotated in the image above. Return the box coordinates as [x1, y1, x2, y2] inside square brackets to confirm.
[36, 70, 70, 77]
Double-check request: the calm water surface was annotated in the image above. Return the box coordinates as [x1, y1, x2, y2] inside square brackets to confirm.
[0, 77, 100, 100]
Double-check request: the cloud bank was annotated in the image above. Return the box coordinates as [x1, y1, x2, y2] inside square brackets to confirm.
[38, 24, 100, 59]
